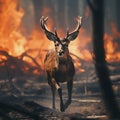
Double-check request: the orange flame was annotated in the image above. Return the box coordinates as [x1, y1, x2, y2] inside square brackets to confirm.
[0, 0, 120, 75]
[0, 0, 26, 56]
[104, 22, 120, 62]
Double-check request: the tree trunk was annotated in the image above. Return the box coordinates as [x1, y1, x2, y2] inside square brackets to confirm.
[88, 0, 120, 119]
[116, 0, 120, 31]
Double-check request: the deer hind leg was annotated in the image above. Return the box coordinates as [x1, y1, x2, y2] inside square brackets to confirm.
[64, 79, 73, 109]
[51, 86, 56, 109]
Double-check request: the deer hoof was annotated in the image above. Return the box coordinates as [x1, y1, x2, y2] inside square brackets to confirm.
[60, 106, 65, 112]
[60, 104, 65, 112]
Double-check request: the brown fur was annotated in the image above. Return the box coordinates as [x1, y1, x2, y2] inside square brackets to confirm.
[44, 50, 59, 72]
[44, 49, 75, 83]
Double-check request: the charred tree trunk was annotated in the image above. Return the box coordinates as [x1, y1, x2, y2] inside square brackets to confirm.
[87, 0, 120, 119]
[116, 0, 120, 31]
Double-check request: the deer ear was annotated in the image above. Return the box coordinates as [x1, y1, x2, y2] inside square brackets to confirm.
[67, 31, 79, 41]
[45, 30, 58, 41]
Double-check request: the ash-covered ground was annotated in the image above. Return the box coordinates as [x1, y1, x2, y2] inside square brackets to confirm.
[0, 61, 120, 120]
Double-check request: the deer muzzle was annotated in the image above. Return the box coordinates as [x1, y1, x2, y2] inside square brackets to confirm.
[58, 50, 64, 56]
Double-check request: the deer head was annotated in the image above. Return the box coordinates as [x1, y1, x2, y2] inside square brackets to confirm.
[40, 16, 82, 56]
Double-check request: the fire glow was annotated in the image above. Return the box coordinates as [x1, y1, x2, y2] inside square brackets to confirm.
[0, 0, 120, 75]
[104, 22, 120, 62]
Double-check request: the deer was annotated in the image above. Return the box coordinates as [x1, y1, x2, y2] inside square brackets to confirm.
[40, 16, 82, 112]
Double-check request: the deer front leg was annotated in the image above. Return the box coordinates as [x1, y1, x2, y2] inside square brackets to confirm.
[58, 87, 65, 112]
[64, 79, 73, 109]
[68, 79, 73, 103]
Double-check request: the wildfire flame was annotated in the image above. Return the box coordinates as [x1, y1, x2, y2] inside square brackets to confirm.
[0, 0, 25, 56]
[0, 0, 120, 76]
[104, 22, 120, 62]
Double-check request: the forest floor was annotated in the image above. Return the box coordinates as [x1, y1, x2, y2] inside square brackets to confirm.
[0, 76, 120, 120]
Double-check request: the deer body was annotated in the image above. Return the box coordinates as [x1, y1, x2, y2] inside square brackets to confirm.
[40, 16, 82, 112]
[44, 50, 75, 83]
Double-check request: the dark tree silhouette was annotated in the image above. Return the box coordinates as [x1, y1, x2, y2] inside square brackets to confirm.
[87, 0, 120, 119]
[116, 0, 120, 31]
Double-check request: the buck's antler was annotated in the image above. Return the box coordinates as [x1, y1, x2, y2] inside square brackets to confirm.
[40, 16, 48, 30]
[66, 16, 82, 41]
[40, 16, 64, 46]
[40, 16, 58, 41]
